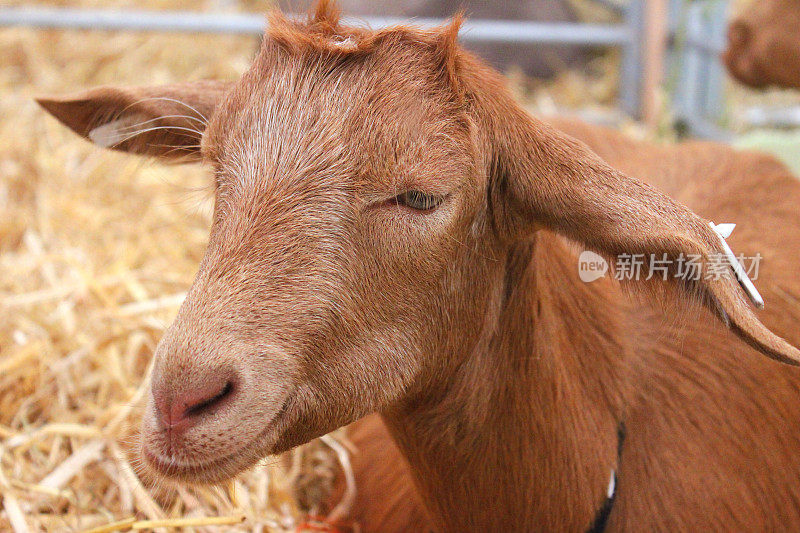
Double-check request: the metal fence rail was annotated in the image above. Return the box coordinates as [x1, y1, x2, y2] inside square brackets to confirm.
[7, 3, 793, 139]
[0, 8, 631, 45]
[0, 4, 647, 117]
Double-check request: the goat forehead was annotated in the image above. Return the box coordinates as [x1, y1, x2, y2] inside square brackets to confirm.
[211, 59, 468, 194]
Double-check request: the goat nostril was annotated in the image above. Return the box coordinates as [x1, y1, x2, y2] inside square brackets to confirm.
[183, 381, 234, 420]
[155, 379, 237, 430]
[728, 21, 751, 48]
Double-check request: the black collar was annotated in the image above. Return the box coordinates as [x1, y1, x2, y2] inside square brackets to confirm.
[586, 423, 626, 533]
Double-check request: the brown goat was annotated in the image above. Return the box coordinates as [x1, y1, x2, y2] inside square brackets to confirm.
[723, 0, 800, 89]
[38, 2, 800, 531]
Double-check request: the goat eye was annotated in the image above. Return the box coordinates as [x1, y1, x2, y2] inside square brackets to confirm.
[394, 190, 443, 212]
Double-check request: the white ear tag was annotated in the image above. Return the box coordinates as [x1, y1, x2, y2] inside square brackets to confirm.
[709, 222, 764, 309]
[607, 469, 616, 498]
[713, 223, 736, 239]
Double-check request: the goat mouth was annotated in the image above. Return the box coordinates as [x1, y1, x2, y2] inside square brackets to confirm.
[142, 395, 294, 483]
[143, 445, 249, 484]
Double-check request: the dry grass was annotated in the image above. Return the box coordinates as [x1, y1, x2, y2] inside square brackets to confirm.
[0, 4, 350, 532]
[0, 1, 620, 532]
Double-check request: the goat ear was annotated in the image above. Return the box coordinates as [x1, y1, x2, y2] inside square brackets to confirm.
[36, 80, 231, 160]
[491, 112, 800, 366]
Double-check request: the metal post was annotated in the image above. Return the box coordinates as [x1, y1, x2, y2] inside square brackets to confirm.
[677, 2, 703, 125]
[671, 0, 732, 139]
[620, 0, 646, 118]
[696, 4, 713, 119]
[642, 0, 669, 128]
[703, 0, 728, 125]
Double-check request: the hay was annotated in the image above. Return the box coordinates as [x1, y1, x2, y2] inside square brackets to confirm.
[0, 1, 621, 531]
[0, 2, 349, 531]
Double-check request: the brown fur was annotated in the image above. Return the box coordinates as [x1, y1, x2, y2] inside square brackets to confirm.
[38, 2, 800, 531]
[723, 0, 800, 89]
[343, 118, 800, 531]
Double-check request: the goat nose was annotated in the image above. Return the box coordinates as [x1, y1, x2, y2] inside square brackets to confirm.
[153, 374, 236, 432]
[728, 21, 751, 49]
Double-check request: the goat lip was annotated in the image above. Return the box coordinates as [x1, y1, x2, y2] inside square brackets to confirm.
[142, 394, 295, 483]
[142, 445, 251, 484]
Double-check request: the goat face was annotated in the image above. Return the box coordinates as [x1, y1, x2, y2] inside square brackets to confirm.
[140, 31, 489, 482]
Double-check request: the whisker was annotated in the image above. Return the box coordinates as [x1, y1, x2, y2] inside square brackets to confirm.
[149, 96, 212, 126]
[110, 125, 204, 146]
[149, 143, 204, 150]
[157, 145, 205, 159]
[113, 114, 207, 134]
[443, 232, 498, 263]
[118, 96, 211, 127]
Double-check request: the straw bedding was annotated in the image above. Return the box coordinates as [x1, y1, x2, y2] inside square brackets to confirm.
[0, 9, 348, 532]
[0, 1, 619, 531]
